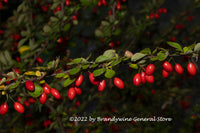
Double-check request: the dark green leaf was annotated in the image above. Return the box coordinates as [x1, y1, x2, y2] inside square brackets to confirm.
[63, 23, 71, 31]
[82, 64, 89, 69]
[56, 73, 66, 78]
[43, 25, 52, 33]
[104, 69, 115, 78]
[9, 81, 20, 90]
[18, 38, 28, 48]
[111, 59, 121, 66]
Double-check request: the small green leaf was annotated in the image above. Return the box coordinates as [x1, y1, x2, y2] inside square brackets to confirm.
[103, 49, 116, 58]
[95, 55, 111, 63]
[157, 52, 168, 61]
[93, 68, 106, 77]
[56, 73, 66, 78]
[129, 64, 138, 69]
[111, 59, 121, 66]
[91, 63, 98, 68]
[140, 48, 151, 54]
[63, 78, 76, 87]
[82, 64, 89, 69]
[69, 66, 81, 75]
[183, 47, 193, 54]
[63, 23, 71, 31]
[50, 16, 59, 22]
[9, 80, 20, 90]
[167, 41, 183, 52]
[194, 43, 200, 52]
[7, 72, 16, 79]
[28, 83, 43, 98]
[18, 38, 28, 48]
[131, 53, 146, 62]
[0, 77, 6, 85]
[104, 69, 115, 78]
[95, 29, 104, 37]
[43, 25, 52, 33]
[150, 57, 158, 61]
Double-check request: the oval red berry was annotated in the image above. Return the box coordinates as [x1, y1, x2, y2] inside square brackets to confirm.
[51, 88, 61, 99]
[174, 63, 183, 74]
[39, 92, 47, 104]
[187, 63, 196, 76]
[145, 75, 154, 83]
[14, 102, 24, 113]
[133, 73, 141, 86]
[145, 64, 155, 75]
[113, 77, 124, 89]
[25, 80, 35, 91]
[162, 69, 169, 78]
[42, 83, 51, 94]
[98, 80, 106, 92]
[163, 61, 173, 72]
[74, 87, 82, 95]
[0, 103, 8, 115]
[75, 74, 83, 87]
[68, 87, 76, 100]
[89, 73, 99, 85]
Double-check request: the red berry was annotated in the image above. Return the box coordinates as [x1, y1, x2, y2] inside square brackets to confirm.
[39, 92, 47, 104]
[3, 0, 8, 3]
[149, 13, 154, 19]
[42, 83, 51, 94]
[97, 0, 102, 7]
[116, 2, 121, 10]
[65, 0, 70, 6]
[76, 101, 81, 106]
[68, 87, 76, 100]
[133, 73, 141, 86]
[162, 61, 173, 72]
[174, 63, 183, 74]
[41, 6, 47, 12]
[113, 77, 124, 89]
[154, 13, 160, 19]
[145, 64, 155, 75]
[51, 88, 61, 99]
[145, 75, 154, 83]
[14, 68, 20, 74]
[24, 101, 30, 107]
[36, 57, 43, 64]
[25, 80, 35, 91]
[140, 72, 146, 84]
[74, 87, 82, 95]
[14, 102, 24, 113]
[187, 63, 196, 76]
[98, 80, 106, 91]
[0, 103, 8, 115]
[28, 98, 36, 103]
[89, 73, 99, 85]
[57, 37, 63, 43]
[73, 15, 77, 20]
[75, 74, 83, 87]
[162, 69, 169, 78]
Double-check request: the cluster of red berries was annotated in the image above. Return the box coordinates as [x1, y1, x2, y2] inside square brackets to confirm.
[149, 8, 167, 19]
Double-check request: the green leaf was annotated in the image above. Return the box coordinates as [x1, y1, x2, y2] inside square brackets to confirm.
[167, 41, 183, 52]
[104, 69, 115, 78]
[95, 55, 112, 63]
[129, 64, 138, 69]
[56, 73, 66, 78]
[93, 68, 106, 77]
[63, 78, 76, 87]
[80, 0, 91, 6]
[43, 25, 52, 33]
[131, 53, 146, 62]
[0, 77, 6, 85]
[103, 49, 116, 58]
[9, 81, 20, 90]
[157, 52, 168, 61]
[140, 48, 151, 54]
[4, 51, 12, 65]
[194, 43, 200, 52]
[18, 38, 28, 48]
[82, 64, 89, 69]
[111, 59, 121, 66]
[28, 83, 43, 98]
[95, 29, 104, 37]
[183, 47, 193, 54]
[69, 66, 81, 75]
[91, 63, 98, 68]
[50, 16, 59, 22]
[63, 23, 71, 31]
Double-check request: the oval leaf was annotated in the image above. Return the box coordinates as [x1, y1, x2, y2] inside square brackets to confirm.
[194, 43, 200, 52]
[167, 41, 183, 52]
[93, 68, 106, 77]
[95, 55, 111, 63]
[63, 78, 76, 87]
[131, 53, 146, 62]
[104, 69, 115, 78]
[69, 66, 81, 75]
[103, 49, 116, 58]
